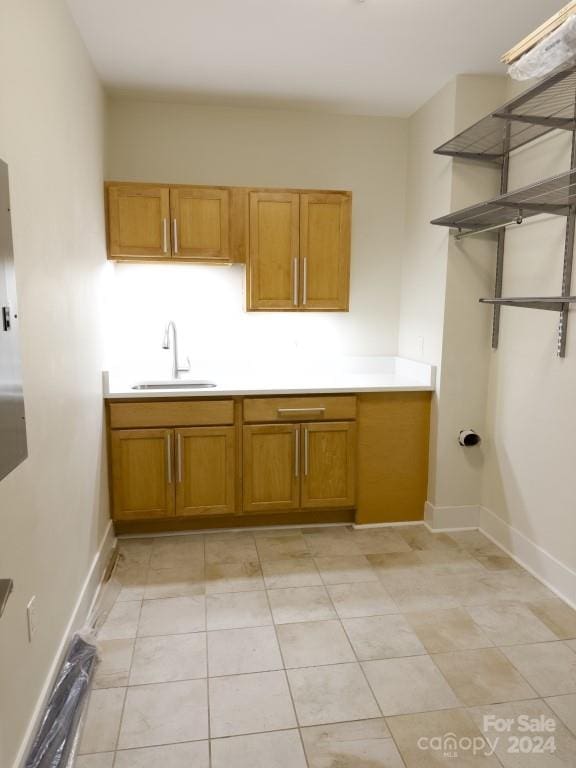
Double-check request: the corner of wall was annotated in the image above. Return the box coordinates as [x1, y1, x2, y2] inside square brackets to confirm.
[11, 522, 116, 768]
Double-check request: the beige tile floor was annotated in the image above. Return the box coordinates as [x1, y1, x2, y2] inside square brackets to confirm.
[76, 525, 576, 767]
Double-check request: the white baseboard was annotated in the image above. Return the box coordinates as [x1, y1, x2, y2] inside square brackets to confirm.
[423, 502, 576, 607]
[352, 521, 424, 529]
[118, 522, 351, 539]
[424, 501, 480, 531]
[479, 506, 576, 610]
[12, 521, 116, 768]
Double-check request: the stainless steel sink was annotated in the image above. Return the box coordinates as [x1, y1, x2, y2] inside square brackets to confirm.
[132, 381, 217, 390]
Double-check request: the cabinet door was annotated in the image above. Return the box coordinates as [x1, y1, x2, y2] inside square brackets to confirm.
[248, 192, 299, 310]
[108, 185, 170, 259]
[175, 427, 235, 516]
[301, 422, 356, 508]
[110, 429, 174, 520]
[243, 424, 300, 512]
[300, 193, 351, 310]
[170, 187, 230, 261]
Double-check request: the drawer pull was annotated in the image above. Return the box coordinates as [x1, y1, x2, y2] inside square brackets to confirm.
[162, 218, 168, 253]
[177, 433, 183, 483]
[173, 218, 179, 254]
[277, 407, 326, 416]
[166, 434, 172, 484]
[294, 428, 299, 478]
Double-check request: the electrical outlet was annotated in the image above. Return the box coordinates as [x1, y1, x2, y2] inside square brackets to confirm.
[26, 596, 37, 642]
[417, 336, 425, 356]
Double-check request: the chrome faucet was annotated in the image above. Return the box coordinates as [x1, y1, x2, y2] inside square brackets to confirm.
[162, 321, 190, 379]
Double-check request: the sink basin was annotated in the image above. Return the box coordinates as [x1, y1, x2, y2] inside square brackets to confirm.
[132, 380, 217, 390]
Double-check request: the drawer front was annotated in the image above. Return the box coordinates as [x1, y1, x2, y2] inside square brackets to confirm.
[243, 396, 356, 423]
[109, 400, 234, 429]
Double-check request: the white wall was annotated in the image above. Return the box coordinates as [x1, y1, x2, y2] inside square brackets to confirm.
[398, 79, 455, 504]
[400, 71, 576, 602]
[105, 99, 408, 374]
[480, 89, 576, 601]
[399, 75, 506, 508]
[0, 2, 110, 766]
[433, 75, 507, 508]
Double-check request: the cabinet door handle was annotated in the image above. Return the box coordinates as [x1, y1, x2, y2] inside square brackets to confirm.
[173, 218, 179, 254]
[304, 427, 309, 476]
[277, 407, 325, 416]
[293, 256, 299, 306]
[294, 428, 299, 478]
[302, 257, 308, 305]
[177, 433, 183, 483]
[166, 434, 172, 484]
[162, 218, 168, 253]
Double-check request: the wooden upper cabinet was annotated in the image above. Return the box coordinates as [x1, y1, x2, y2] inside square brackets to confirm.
[175, 427, 235, 516]
[300, 193, 351, 311]
[106, 183, 351, 308]
[247, 190, 351, 311]
[301, 422, 356, 509]
[170, 187, 230, 261]
[108, 185, 170, 259]
[248, 192, 300, 310]
[106, 183, 235, 262]
[243, 424, 300, 512]
[110, 428, 174, 520]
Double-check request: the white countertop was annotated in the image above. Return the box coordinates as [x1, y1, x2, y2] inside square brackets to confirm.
[103, 357, 435, 399]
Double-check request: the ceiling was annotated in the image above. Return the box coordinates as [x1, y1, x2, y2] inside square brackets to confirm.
[67, 0, 563, 116]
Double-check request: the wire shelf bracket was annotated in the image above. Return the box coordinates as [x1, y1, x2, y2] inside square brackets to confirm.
[431, 65, 576, 357]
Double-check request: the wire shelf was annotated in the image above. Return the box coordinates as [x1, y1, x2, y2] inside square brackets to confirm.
[432, 66, 576, 354]
[435, 66, 576, 162]
[480, 296, 576, 311]
[431, 168, 576, 233]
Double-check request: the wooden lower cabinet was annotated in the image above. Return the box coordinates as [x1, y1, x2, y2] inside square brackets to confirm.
[176, 427, 235, 516]
[110, 425, 235, 520]
[301, 422, 356, 509]
[243, 421, 356, 513]
[356, 392, 431, 524]
[243, 424, 300, 512]
[111, 429, 174, 520]
[107, 391, 431, 530]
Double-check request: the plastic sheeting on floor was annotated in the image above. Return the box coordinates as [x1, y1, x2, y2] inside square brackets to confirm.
[25, 634, 97, 768]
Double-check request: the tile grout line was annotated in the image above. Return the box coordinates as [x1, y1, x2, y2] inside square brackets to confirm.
[106, 541, 177, 763]
[89, 643, 576, 691]
[109, 538, 210, 763]
[347, 604, 416, 768]
[105, 530, 571, 764]
[481, 643, 550, 700]
[109, 597, 143, 767]
[322, 576, 387, 723]
[320, 538, 496, 756]
[121, 564, 532, 603]
[314, 568, 420, 767]
[202, 535, 213, 768]
[259, 540, 312, 768]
